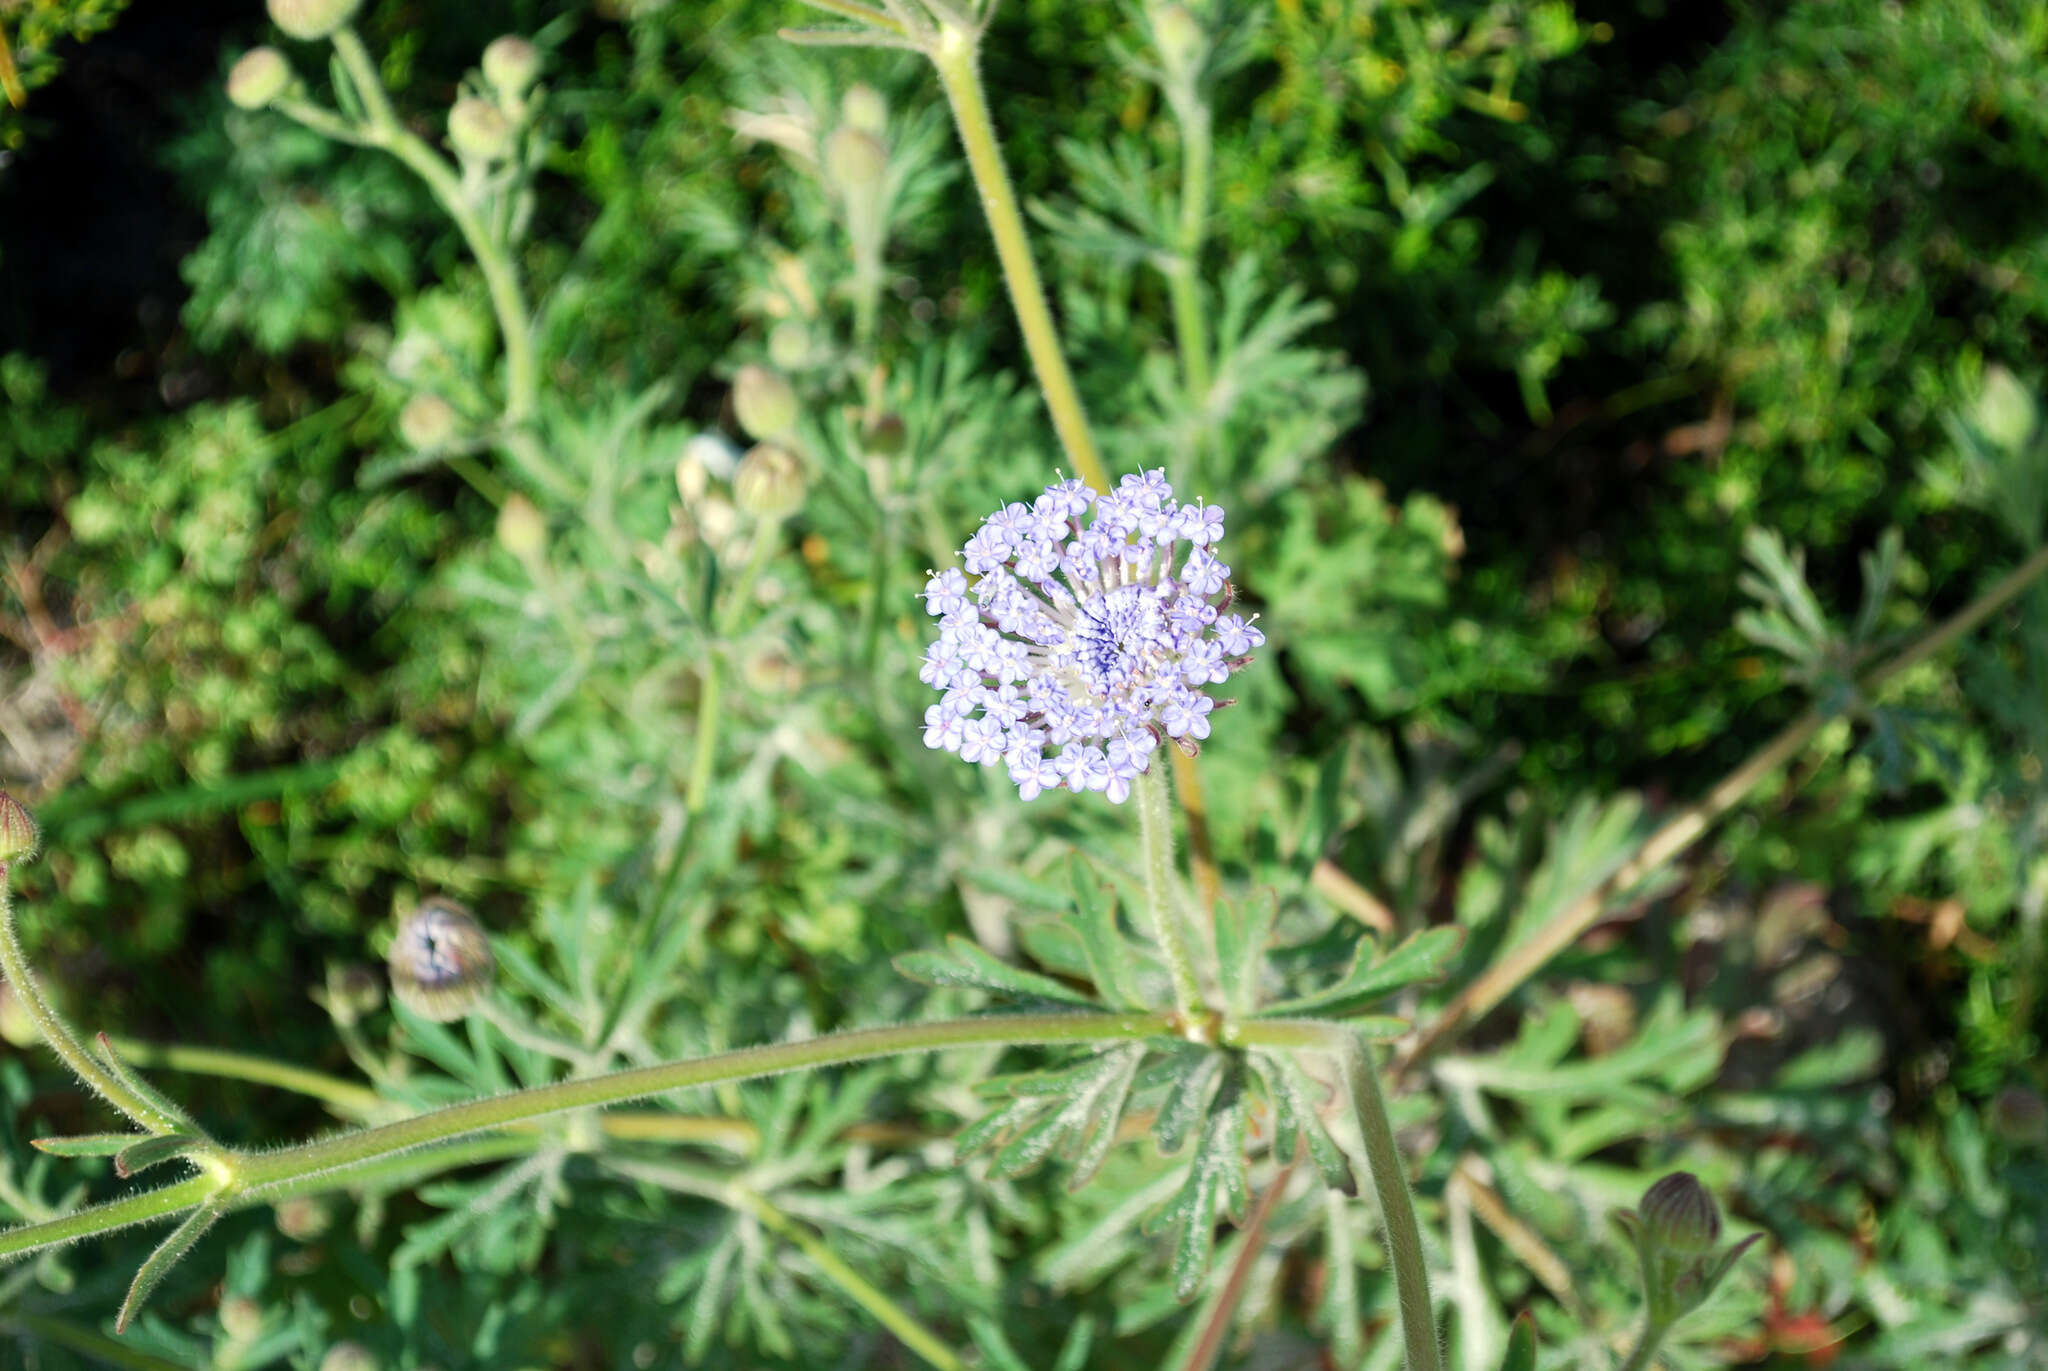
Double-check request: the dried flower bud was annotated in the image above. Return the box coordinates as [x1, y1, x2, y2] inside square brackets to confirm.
[734, 444, 808, 520]
[388, 897, 495, 1023]
[1639, 1172, 1721, 1254]
[267, 0, 361, 42]
[732, 364, 798, 442]
[480, 36, 541, 98]
[841, 84, 887, 136]
[861, 411, 907, 457]
[0, 791, 38, 865]
[0, 983, 36, 1047]
[319, 1343, 378, 1371]
[448, 96, 515, 163]
[397, 393, 459, 450]
[496, 494, 547, 561]
[227, 48, 292, 109]
[219, 1296, 265, 1343]
[274, 1196, 333, 1242]
[824, 126, 887, 194]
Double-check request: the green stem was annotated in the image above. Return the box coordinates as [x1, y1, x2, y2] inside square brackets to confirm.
[0, 871, 181, 1135]
[1136, 764, 1203, 1020]
[106, 1037, 386, 1120]
[685, 650, 725, 815]
[1167, 96, 1212, 410]
[926, 24, 1109, 492]
[330, 27, 540, 426]
[1335, 1031, 1442, 1371]
[1617, 1317, 1671, 1371]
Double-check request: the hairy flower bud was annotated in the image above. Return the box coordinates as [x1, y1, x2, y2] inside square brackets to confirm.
[480, 36, 541, 98]
[1639, 1172, 1721, 1254]
[447, 96, 515, 162]
[732, 364, 798, 442]
[0, 790, 38, 865]
[841, 83, 887, 135]
[824, 126, 887, 194]
[734, 444, 808, 520]
[267, 0, 361, 42]
[319, 1343, 378, 1371]
[274, 1196, 332, 1242]
[388, 897, 495, 1023]
[0, 984, 36, 1047]
[227, 48, 292, 109]
[397, 393, 459, 450]
[496, 494, 547, 561]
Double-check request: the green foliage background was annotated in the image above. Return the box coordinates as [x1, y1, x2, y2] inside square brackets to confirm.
[1, 0, 2045, 1367]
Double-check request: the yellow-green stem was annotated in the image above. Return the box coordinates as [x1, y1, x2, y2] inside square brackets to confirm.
[928, 26, 1108, 492]
[1136, 764, 1203, 1019]
[1336, 1031, 1442, 1371]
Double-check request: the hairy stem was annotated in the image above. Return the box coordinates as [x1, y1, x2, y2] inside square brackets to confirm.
[927, 25, 1108, 492]
[1407, 538, 2048, 1068]
[1336, 1031, 1442, 1371]
[1617, 1316, 1672, 1371]
[1136, 763, 1204, 1019]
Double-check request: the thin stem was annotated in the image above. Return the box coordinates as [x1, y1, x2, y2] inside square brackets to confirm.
[329, 27, 539, 425]
[1335, 1032, 1442, 1371]
[1167, 99, 1212, 408]
[1406, 538, 2048, 1069]
[926, 25, 1108, 492]
[1136, 764, 1203, 1019]
[1617, 1317, 1671, 1371]
[686, 649, 725, 815]
[0, 870, 181, 1135]
[106, 1037, 386, 1120]
[481, 998, 597, 1070]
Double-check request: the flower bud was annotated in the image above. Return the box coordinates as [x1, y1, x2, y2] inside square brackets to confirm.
[683, 431, 740, 484]
[841, 84, 887, 135]
[219, 1295, 265, 1343]
[319, 1343, 378, 1371]
[766, 320, 813, 372]
[267, 0, 361, 42]
[733, 444, 808, 520]
[1639, 1172, 1720, 1255]
[1151, 4, 1207, 84]
[227, 48, 292, 109]
[447, 96, 515, 163]
[274, 1196, 333, 1242]
[387, 897, 495, 1023]
[824, 126, 887, 195]
[1971, 363, 2037, 452]
[397, 393, 459, 450]
[320, 963, 383, 1029]
[0, 790, 38, 865]
[496, 494, 547, 561]
[480, 36, 541, 99]
[861, 411, 907, 457]
[732, 364, 798, 442]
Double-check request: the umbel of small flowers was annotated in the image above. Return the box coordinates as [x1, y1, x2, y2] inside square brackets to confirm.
[919, 469, 1262, 803]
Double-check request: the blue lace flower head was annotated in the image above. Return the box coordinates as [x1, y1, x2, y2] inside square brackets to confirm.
[919, 469, 1262, 803]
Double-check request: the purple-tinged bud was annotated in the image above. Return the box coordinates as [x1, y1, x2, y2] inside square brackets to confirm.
[1639, 1172, 1721, 1255]
[480, 36, 541, 99]
[388, 897, 495, 1023]
[267, 0, 360, 42]
[448, 96, 514, 162]
[227, 48, 292, 110]
[0, 790, 38, 865]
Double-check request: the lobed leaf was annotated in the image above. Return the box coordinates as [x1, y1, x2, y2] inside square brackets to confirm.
[895, 935, 1096, 1007]
[1256, 925, 1464, 1018]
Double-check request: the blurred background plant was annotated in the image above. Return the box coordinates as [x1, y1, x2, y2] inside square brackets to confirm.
[0, 0, 2045, 1367]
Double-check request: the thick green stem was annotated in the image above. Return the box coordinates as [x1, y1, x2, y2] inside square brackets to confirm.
[0, 872, 180, 1135]
[1336, 1031, 1442, 1371]
[1136, 764, 1204, 1019]
[1617, 1317, 1672, 1371]
[927, 25, 1109, 493]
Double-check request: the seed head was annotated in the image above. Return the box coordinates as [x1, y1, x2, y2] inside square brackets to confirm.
[267, 0, 361, 42]
[388, 897, 495, 1023]
[448, 96, 515, 163]
[480, 36, 541, 99]
[227, 48, 292, 109]
[0, 790, 39, 865]
[733, 444, 808, 520]
[919, 470, 1259, 803]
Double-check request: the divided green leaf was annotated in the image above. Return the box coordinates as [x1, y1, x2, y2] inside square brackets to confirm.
[1067, 854, 1145, 1008]
[955, 1044, 1146, 1189]
[895, 935, 1095, 1007]
[1215, 888, 1278, 1020]
[1252, 1051, 1356, 1194]
[1146, 1065, 1250, 1301]
[1256, 925, 1464, 1018]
